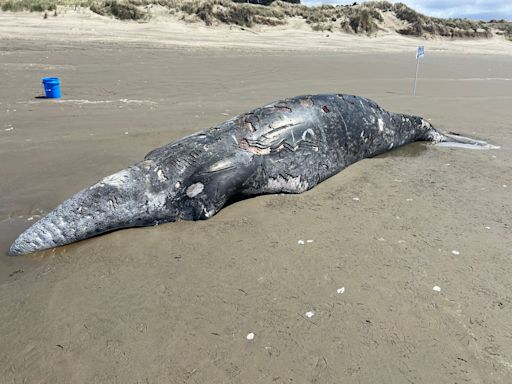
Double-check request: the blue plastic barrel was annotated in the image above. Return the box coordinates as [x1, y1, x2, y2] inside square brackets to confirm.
[42, 77, 61, 98]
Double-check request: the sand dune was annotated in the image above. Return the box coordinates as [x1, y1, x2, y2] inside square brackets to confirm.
[1, 9, 512, 54]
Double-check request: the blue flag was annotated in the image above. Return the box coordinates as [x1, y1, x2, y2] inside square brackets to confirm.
[417, 46, 425, 59]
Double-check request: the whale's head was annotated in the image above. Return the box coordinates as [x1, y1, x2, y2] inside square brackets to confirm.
[8, 160, 180, 256]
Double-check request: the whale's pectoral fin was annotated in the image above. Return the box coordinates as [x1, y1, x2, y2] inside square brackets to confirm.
[178, 150, 260, 220]
[435, 131, 500, 150]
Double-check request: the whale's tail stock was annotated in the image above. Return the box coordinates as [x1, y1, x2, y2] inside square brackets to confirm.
[398, 114, 498, 151]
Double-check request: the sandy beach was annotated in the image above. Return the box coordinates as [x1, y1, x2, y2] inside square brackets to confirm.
[1, 10, 512, 383]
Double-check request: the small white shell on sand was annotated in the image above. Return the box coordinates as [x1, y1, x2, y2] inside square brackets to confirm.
[352, 197, 360, 201]
[377, 237, 386, 242]
[305, 311, 315, 318]
[246, 333, 255, 340]
[306, 239, 314, 243]
[433, 286, 441, 292]
[503, 185, 508, 188]
[298, 240, 305, 245]
[485, 226, 491, 230]
[452, 250, 460, 255]
[337, 287, 345, 294]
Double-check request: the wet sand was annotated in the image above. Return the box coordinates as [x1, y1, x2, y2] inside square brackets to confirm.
[1, 35, 512, 383]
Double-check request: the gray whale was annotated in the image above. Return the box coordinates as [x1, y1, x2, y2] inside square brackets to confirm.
[9, 94, 490, 255]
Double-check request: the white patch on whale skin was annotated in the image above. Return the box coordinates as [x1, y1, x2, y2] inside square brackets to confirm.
[378, 118, 384, 132]
[102, 170, 131, 187]
[90, 169, 131, 189]
[144, 191, 167, 209]
[186, 182, 204, 198]
[428, 130, 445, 144]
[204, 208, 216, 218]
[263, 175, 308, 194]
[156, 168, 167, 182]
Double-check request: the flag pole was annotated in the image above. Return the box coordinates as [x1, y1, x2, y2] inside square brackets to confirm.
[413, 54, 420, 96]
[413, 46, 424, 96]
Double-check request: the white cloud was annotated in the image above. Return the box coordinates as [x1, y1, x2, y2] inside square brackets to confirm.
[300, 0, 512, 21]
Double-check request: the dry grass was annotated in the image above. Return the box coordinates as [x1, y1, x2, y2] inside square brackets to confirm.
[369, 1, 493, 38]
[489, 19, 512, 40]
[0, 0, 510, 40]
[90, 0, 146, 20]
[177, 0, 287, 27]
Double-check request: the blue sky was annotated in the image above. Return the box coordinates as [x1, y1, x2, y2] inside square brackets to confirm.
[301, 0, 512, 21]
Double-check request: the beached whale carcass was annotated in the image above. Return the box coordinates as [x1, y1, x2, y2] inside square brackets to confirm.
[9, 93, 491, 255]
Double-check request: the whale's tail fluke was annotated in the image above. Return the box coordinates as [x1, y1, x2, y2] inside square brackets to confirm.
[8, 162, 172, 256]
[435, 132, 500, 150]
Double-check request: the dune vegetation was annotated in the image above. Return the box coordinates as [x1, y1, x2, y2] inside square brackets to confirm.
[1, 0, 511, 40]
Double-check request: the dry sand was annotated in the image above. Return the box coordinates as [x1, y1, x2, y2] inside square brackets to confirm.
[1, 11, 512, 384]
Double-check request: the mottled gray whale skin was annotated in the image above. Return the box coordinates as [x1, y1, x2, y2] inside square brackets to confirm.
[8, 93, 473, 255]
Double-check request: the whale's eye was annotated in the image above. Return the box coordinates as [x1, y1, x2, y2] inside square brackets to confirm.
[322, 105, 330, 113]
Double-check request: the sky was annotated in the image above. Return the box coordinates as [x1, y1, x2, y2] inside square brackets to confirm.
[301, 0, 512, 21]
